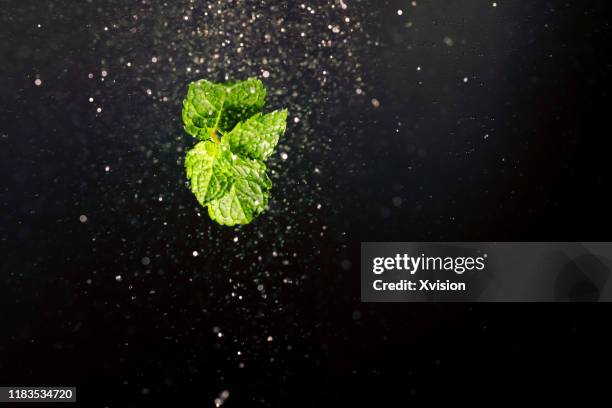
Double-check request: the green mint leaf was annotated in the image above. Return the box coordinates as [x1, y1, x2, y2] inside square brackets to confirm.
[185, 140, 233, 205]
[207, 155, 272, 226]
[223, 109, 288, 161]
[182, 78, 287, 226]
[220, 78, 267, 132]
[182, 78, 265, 140]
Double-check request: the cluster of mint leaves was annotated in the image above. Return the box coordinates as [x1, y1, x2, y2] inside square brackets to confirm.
[182, 78, 287, 226]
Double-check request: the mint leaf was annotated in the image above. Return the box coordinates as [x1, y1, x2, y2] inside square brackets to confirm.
[219, 78, 267, 132]
[182, 78, 287, 226]
[182, 78, 265, 140]
[184, 140, 233, 205]
[182, 80, 226, 140]
[207, 156, 272, 226]
[223, 109, 288, 161]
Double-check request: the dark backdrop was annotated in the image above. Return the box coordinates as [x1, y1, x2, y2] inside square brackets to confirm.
[1, 1, 611, 406]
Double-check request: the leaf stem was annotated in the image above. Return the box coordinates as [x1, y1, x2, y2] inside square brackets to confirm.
[210, 128, 220, 144]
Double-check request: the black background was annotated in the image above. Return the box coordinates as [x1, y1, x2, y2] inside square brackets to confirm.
[1, 1, 612, 406]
